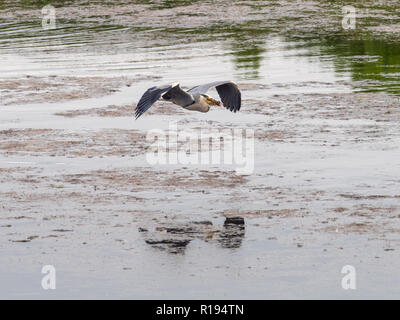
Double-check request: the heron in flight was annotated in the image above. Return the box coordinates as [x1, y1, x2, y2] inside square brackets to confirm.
[135, 81, 241, 119]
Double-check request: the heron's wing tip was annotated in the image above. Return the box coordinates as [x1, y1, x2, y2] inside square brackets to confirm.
[135, 84, 176, 119]
[215, 82, 241, 113]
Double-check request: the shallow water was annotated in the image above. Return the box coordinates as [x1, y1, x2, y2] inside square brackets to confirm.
[1, 1, 400, 95]
[1, 0, 400, 299]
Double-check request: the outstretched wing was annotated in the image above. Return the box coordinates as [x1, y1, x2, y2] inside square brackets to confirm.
[135, 83, 194, 119]
[162, 84, 195, 107]
[188, 81, 241, 113]
[135, 84, 175, 119]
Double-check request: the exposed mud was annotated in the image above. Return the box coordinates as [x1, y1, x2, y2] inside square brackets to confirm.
[1, 0, 400, 299]
[58, 168, 248, 191]
[0, 129, 147, 157]
[2, 0, 400, 40]
[55, 104, 135, 118]
[0, 76, 139, 106]
[55, 102, 187, 118]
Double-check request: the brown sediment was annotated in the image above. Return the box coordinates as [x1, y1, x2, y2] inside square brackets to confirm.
[55, 104, 135, 118]
[2, 1, 400, 40]
[0, 76, 138, 105]
[322, 222, 381, 235]
[220, 209, 298, 219]
[55, 101, 186, 118]
[245, 92, 400, 122]
[59, 168, 248, 191]
[339, 193, 400, 200]
[0, 129, 148, 157]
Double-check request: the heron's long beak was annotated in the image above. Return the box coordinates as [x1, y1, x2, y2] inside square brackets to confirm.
[206, 97, 221, 107]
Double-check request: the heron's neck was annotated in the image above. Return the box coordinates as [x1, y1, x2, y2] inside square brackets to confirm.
[199, 96, 211, 111]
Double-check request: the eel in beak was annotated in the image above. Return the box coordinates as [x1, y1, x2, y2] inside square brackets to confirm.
[206, 96, 221, 107]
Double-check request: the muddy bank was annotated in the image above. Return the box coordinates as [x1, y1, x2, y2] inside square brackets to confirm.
[0, 75, 144, 106]
[0, 128, 147, 157]
[2, 0, 400, 39]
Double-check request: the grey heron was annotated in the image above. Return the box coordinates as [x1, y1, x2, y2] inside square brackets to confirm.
[135, 81, 241, 119]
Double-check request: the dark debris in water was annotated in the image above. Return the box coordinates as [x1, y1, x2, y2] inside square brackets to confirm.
[141, 217, 245, 254]
[224, 217, 245, 225]
[219, 218, 245, 249]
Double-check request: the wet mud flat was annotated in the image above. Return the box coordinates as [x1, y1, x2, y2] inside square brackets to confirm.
[1, 88, 400, 299]
[1, 0, 400, 299]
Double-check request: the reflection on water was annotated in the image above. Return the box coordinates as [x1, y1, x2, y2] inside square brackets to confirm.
[226, 23, 269, 80]
[218, 217, 245, 249]
[142, 218, 245, 254]
[320, 37, 400, 94]
[1, 0, 400, 95]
